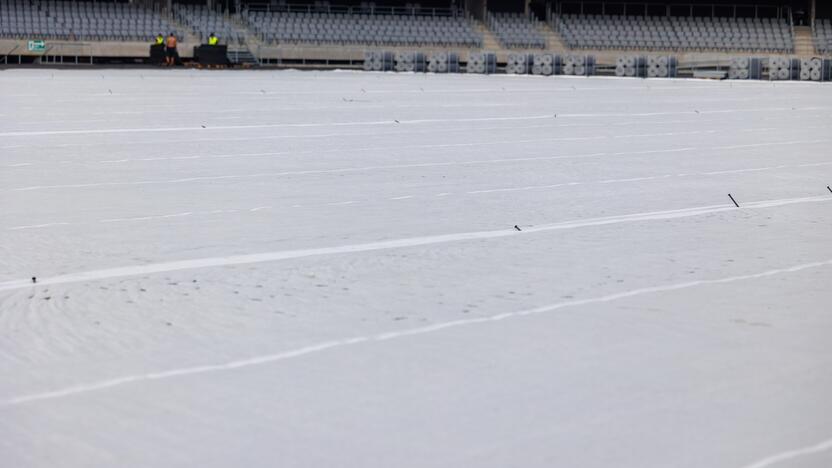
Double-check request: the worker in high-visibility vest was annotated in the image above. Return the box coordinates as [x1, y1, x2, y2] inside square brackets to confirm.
[207, 33, 219, 46]
[155, 33, 164, 45]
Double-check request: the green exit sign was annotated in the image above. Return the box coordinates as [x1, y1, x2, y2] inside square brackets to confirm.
[27, 40, 45, 51]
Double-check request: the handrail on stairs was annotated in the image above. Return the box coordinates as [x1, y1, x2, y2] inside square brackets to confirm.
[788, 7, 795, 53]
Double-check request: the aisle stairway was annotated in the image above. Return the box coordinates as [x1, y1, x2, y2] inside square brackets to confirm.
[793, 26, 815, 55]
[227, 47, 259, 67]
[228, 13, 260, 66]
[538, 21, 567, 52]
[473, 21, 501, 51]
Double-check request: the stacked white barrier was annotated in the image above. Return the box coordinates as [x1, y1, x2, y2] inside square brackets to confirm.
[646, 56, 677, 78]
[728, 57, 762, 79]
[426, 52, 460, 73]
[729, 56, 750, 79]
[394, 51, 426, 72]
[799, 57, 830, 81]
[769, 56, 797, 80]
[562, 54, 595, 76]
[614, 55, 646, 77]
[505, 52, 533, 74]
[531, 54, 559, 76]
[363, 50, 394, 71]
[467, 51, 497, 74]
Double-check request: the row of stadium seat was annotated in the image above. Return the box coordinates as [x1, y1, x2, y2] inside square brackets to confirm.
[556, 14, 794, 52]
[172, 4, 245, 45]
[0, 0, 175, 41]
[242, 10, 482, 47]
[256, 1, 454, 18]
[487, 12, 546, 49]
[815, 19, 832, 54]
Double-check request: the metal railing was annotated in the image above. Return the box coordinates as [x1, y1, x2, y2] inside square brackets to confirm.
[788, 7, 795, 53]
[35, 42, 95, 65]
[244, 2, 460, 17]
[555, 1, 788, 19]
[1, 46, 15, 64]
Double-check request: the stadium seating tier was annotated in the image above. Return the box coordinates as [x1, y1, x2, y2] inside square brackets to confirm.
[556, 14, 794, 53]
[0, 0, 174, 41]
[242, 10, 482, 47]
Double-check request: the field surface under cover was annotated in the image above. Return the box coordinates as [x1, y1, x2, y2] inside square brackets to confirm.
[1, 69, 831, 468]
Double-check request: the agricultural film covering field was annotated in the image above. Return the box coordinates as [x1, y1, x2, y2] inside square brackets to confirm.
[1, 69, 831, 467]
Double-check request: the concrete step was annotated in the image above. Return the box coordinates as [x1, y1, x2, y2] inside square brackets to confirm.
[537, 21, 567, 52]
[229, 14, 264, 54]
[228, 48, 259, 66]
[473, 21, 502, 51]
[793, 26, 816, 55]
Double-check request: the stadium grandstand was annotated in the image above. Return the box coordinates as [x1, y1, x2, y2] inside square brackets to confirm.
[0, 0, 830, 77]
